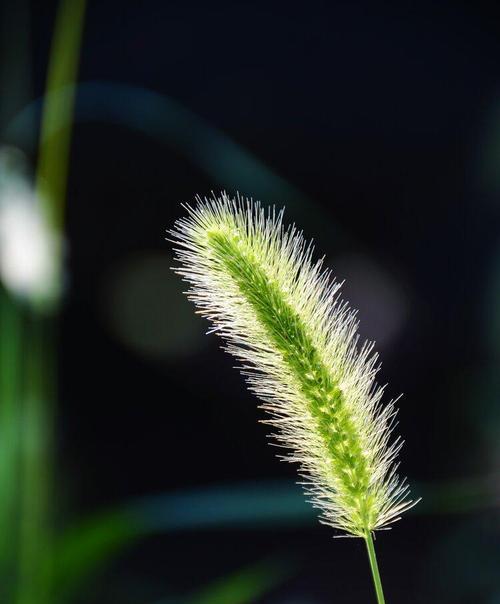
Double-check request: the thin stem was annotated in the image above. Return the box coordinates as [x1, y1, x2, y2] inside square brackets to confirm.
[364, 531, 386, 604]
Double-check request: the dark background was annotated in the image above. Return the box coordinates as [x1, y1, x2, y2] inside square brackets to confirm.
[3, 0, 500, 602]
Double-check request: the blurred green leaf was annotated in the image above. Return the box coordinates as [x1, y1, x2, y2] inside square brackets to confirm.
[129, 481, 312, 533]
[414, 476, 499, 515]
[50, 476, 498, 601]
[150, 558, 292, 604]
[186, 559, 290, 604]
[0, 291, 23, 600]
[6, 82, 349, 249]
[49, 509, 140, 602]
[50, 482, 307, 601]
[35, 0, 86, 235]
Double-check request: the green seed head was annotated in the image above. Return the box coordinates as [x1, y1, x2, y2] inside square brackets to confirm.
[170, 192, 417, 537]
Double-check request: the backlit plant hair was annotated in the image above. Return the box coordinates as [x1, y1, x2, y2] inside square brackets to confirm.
[170, 192, 418, 603]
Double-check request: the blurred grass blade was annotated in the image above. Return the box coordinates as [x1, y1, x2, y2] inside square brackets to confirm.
[6, 82, 346, 244]
[48, 476, 496, 600]
[131, 481, 312, 532]
[149, 559, 292, 604]
[48, 509, 140, 602]
[35, 0, 86, 234]
[186, 559, 291, 604]
[414, 476, 500, 515]
[17, 0, 87, 603]
[17, 318, 56, 604]
[49, 482, 308, 601]
[0, 291, 23, 599]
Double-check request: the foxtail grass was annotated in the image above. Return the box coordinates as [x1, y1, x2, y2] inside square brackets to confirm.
[170, 193, 418, 602]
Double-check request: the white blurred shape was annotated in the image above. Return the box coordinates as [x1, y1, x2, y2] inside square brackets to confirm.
[0, 147, 59, 303]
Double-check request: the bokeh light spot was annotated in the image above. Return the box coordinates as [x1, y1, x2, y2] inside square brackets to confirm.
[332, 253, 409, 348]
[103, 252, 205, 360]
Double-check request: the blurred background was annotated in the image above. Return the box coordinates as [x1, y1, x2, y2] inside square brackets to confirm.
[0, 0, 499, 602]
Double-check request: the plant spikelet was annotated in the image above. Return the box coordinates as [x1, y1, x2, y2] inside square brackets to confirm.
[170, 192, 417, 537]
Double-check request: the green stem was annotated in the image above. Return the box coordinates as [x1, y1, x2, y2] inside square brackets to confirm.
[364, 531, 386, 604]
[35, 0, 86, 234]
[34, 0, 87, 311]
[15, 1, 87, 601]
[17, 317, 54, 604]
[0, 291, 23, 597]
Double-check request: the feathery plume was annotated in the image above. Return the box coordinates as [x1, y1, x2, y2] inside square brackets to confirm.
[170, 192, 417, 539]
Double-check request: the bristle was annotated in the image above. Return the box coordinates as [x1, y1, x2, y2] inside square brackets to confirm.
[169, 192, 417, 537]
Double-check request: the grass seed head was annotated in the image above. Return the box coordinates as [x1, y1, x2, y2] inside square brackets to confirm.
[170, 192, 417, 537]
